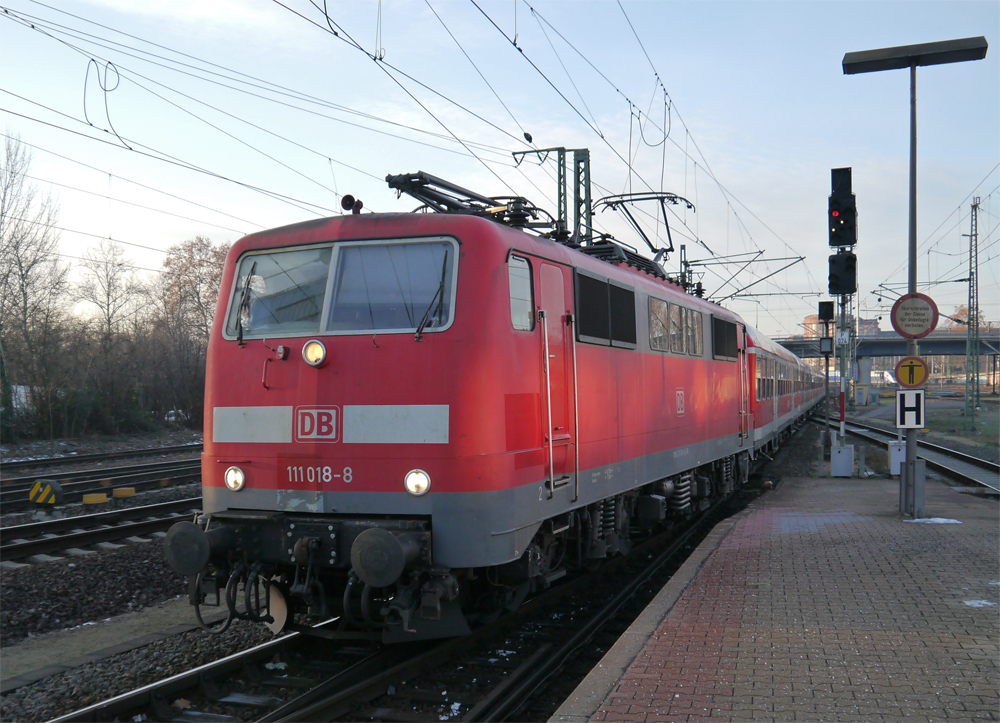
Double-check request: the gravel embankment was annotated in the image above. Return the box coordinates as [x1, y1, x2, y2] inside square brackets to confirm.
[0, 430, 202, 465]
[1, 622, 277, 723]
[1, 539, 188, 647]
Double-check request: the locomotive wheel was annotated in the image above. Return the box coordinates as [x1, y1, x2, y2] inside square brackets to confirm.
[265, 584, 290, 634]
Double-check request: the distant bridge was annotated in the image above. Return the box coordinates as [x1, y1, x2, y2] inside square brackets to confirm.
[776, 330, 1000, 359]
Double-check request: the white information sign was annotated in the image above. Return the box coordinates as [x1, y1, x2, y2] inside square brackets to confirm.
[896, 389, 926, 429]
[890, 293, 939, 340]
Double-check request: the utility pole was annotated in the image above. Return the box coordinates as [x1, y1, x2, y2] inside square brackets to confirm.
[844, 36, 987, 518]
[964, 198, 980, 429]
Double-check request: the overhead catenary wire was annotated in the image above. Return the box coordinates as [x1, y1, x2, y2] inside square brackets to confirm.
[277, 0, 539, 154]
[3, 133, 266, 229]
[3, 9, 382, 194]
[495, 0, 815, 329]
[469, 0, 716, 268]
[878, 169, 1000, 288]
[20, 173, 249, 236]
[7, 6, 573, 246]
[423, 0, 534, 144]
[8, 213, 169, 255]
[10, 0, 750, 276]
[0, 99, 339, 217]
[277, 0, 522, 197]
[4, 3, 518, 159]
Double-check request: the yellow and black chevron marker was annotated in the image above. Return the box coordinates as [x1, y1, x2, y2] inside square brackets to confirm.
[29, 480, 64, 505]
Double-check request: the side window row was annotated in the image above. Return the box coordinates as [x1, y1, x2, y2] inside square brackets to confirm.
[649, 298, 703, 356]
[507, 255, 722, 362]
[756, 357, 823, 400]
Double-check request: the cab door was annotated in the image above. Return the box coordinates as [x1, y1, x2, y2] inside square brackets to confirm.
[537, 262, 574, 496]
[738, 325, 750, 445]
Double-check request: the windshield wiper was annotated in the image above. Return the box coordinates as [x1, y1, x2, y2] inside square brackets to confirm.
[235, 260, 257, 347]
[415, 254, 448, 342]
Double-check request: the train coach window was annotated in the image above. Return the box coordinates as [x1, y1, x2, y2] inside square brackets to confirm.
[609, 283, 636, 348]
[686, 309, 703, 356]
[649, 298, 670, 351]
[669, 304, 685, 353]
[576, 273, 610, 344]
[575, 272, 636, 348]
[508, 255, 534, 331]
[327, 240, 455, 332]
[712, 316, 738, 361]
[226, 247, 333, 338]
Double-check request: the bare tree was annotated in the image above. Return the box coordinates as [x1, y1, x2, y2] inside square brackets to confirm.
[76, 238, 147, 432]
[151, 236, 229, 424]
[0, 133, 69, 440]
[161, 236, 230, 342]
[1, 134, 230, 439]
[77, 238, 146, 339]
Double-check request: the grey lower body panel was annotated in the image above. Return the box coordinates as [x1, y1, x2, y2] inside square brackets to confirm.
[203, 430, 749, 570]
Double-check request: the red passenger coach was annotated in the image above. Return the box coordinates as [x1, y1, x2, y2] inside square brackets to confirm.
[165, 172, 822, 642]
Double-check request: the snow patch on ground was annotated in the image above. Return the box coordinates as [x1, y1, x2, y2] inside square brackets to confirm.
[905, 518, 962, 524]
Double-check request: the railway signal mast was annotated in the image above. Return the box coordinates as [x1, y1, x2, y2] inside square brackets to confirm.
[827, 167, 857, 476]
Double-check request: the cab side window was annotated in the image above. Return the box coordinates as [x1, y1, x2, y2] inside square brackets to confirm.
[509, 255, 534, 331]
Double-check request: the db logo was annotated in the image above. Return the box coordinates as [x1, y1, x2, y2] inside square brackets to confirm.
[294, 406, 340, 442]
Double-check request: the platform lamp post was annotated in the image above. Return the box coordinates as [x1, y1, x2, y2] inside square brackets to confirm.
[843, 37, 988, 518]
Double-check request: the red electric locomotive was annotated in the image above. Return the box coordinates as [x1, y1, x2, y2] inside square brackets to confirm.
[165, 172, 822, 642]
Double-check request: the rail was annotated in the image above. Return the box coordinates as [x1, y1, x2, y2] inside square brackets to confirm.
[0, 443, 203, 474]
[0, 460, 201, 512]
[830, 416, 999, 492]
[0, 498, 202, 561]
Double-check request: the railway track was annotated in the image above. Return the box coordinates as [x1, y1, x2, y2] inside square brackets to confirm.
[0, 498, 202, 562]
[826, 416, 999, 492]
[38, 425, 808, 723]
[0, 443, 202, 475]
[46, 495, 740, 723]
[0, 460, 202, 513]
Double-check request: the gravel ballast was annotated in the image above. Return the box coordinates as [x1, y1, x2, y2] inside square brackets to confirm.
[1, 539, 188, 647]
[1, 621, 278, 723]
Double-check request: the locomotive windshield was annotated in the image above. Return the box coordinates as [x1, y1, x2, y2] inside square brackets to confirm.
[224, 238, 457, 339]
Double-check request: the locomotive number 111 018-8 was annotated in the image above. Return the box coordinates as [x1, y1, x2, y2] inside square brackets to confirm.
[285, 465, 353, 484]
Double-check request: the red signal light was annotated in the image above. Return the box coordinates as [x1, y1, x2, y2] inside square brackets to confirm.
[831, 210, 840, 217]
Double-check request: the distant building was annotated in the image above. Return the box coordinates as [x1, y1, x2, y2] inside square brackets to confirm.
[803, 314, 823, 338]
[858, 318, 880, 337]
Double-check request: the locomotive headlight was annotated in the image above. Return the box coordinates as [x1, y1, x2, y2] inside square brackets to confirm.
[302, 339, 327, 367]
[404, 469, 431, 496]
[224, 466, 246, 492]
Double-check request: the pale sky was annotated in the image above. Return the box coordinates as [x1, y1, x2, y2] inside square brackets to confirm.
[2, 0, 997, 338]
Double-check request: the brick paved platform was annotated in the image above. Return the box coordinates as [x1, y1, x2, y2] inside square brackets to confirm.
[553, 477, 999, 722]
